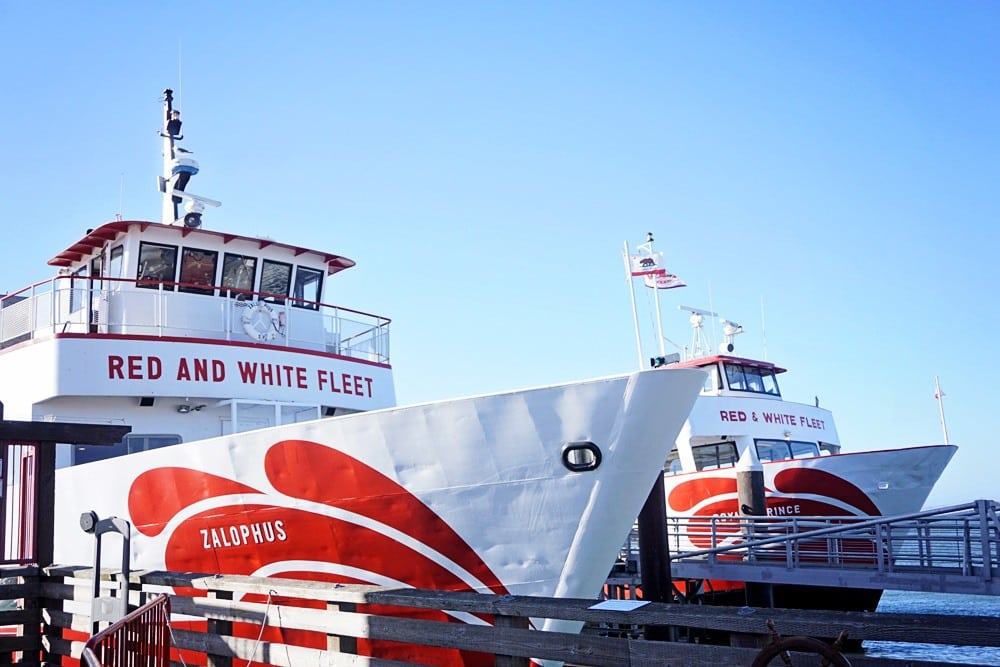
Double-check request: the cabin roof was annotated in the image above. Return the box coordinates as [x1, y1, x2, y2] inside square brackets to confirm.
[671, 354, 787, 374]
[48, 220, 357, 275]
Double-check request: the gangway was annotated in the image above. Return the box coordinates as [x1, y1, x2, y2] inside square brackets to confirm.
[617, 500, 1000, 596]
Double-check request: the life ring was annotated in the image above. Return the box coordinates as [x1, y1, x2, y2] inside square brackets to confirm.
[241, 301, 279, 342]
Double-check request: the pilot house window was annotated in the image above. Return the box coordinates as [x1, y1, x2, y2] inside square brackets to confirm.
[222, 253, 258, 297]
[137, 242, 178, 289]
[292, 266, 323, 309]
[260, 260, 292, 304]
[178, 248, 219, 295]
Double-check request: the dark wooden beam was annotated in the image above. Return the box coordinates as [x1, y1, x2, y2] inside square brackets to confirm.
[0, 401, 130, 445]
[0, 422, 130, 445]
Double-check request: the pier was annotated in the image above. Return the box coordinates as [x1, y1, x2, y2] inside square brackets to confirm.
[1, 565, 1000, 666]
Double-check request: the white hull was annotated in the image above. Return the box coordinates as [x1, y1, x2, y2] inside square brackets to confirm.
[55, 368, 704, 615]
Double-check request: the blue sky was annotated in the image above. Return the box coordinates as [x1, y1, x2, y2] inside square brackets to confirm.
[1, 2, 996, 507]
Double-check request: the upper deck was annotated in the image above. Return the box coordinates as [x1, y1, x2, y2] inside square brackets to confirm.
[0, 220, 390, 365]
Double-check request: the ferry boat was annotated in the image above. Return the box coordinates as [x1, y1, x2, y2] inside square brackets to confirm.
[0, 90, 706, 664]
[621, 249, 956, 611]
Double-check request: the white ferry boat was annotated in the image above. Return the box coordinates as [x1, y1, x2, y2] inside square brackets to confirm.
[623, 256, 956, 610]
[0, 91, 706, 663]
[659, 306, 954, 524]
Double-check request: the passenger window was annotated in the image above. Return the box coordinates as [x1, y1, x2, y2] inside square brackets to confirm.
[71, 433, 182, 466]
[692, 442, 738, 471]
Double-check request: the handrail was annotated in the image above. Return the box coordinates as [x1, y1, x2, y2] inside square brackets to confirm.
[0, 274, 392, 364]
[668, 499, 1000, 561]
[81, 594, 171, 667]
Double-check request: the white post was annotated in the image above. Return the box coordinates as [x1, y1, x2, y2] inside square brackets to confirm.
[648, 240, 666, 357]
[623, 241, 644, 369]
[934, 376, 950, 445]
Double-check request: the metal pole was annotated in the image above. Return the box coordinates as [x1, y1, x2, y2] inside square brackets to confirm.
[623, 241, 644, 369]
[935, 376, 950, 445]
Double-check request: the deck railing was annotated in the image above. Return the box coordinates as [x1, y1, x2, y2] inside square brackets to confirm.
[80, 594, 170, 667]
[0, 276, 390, 364]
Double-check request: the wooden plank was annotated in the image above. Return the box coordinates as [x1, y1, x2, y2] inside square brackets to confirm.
[493, 614, 530, 667]
[206, 589, 233, 667]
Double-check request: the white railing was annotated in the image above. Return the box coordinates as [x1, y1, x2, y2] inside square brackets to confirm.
[0, 276, 391, 365]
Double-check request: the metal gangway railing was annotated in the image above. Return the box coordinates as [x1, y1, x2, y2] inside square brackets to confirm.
[619, 500, 1000, 595]
[81, 594, 171, 667]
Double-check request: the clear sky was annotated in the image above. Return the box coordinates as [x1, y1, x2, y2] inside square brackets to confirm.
[1, 2, 996, 507]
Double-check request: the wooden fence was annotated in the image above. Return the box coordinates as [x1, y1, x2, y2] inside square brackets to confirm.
[0, 564, 998, 666]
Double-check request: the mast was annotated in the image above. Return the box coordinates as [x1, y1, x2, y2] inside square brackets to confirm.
[161, 89, 178, 225]
[158, 88, 221, 227]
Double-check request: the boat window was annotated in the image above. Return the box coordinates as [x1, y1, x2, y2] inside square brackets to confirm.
[71, 433, 182, 466]
[724, 363, 781, 396]
[702, 365, 721, 393]
[260, 259, 292, 304]
[178, 247, 219, 295]
[69, 266, 87, 313]
[292, 266, 323, 309]
[755, 439, 820, 462]
[664, 449, 685, 475]
[137, 242, 178, 289]
[221, 253, 258, 298]
[109, 245, 124, 279]
[692, 442, 738, 471]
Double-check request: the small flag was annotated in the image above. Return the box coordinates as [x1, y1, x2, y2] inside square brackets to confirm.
[629, 251, 666, 277]
[644, 272, 686, 289]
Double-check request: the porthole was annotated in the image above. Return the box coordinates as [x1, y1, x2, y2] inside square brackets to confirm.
[561, 441, 602, 472]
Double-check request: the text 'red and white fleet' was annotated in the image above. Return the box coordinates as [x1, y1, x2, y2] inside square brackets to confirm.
[0, 90, 706, 664]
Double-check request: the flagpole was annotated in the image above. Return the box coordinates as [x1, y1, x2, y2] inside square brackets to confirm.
[624, 241, 644, 369]
[647, 234, 666, 357]
[934, 376, 950, 445]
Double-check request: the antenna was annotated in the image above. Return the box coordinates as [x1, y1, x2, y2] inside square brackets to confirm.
[760, 295, 767, 361]
[678, 305, 717, 358]
[116, 173, 124, 221]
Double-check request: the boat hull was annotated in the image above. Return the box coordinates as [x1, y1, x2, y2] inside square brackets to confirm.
[54, 368, 705, 662]
[664, 444, 958, 526]
[661, 444, 956, 618]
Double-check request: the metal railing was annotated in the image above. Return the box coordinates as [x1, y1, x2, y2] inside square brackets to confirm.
[1, 275, 391, 364]
[81, 594, 171, 667]
[616, 500, 1000, 585]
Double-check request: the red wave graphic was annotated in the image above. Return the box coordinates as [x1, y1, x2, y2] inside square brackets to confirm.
[263, 440, 506, 593]
[130, 468, 261, 537]
[772, 468, 880, 516]
[668, 477, 738, 512]
[127, 440, 512, 666]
